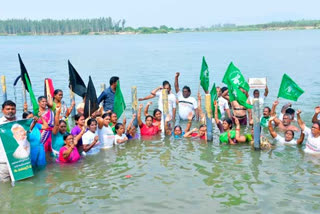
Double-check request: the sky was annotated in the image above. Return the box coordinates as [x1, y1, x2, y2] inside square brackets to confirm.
[1, 0, 320, 28]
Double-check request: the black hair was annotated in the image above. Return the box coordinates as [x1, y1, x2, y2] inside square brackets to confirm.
[223, 118, 233, 129]
[59, 120, 67, 125]
[63, 133, 72, 141]
[102, 113, 110, 119]
[115, 123, 123, 131]
[87, 118, 97, 126]
[313, 121, 320, 130]
[174, 125, 182, 131]
[285, 130, 295, 137]
[145, 115, 154, 121]
[221, 87, 228, 93]
[38, 96, 46, 102]
[2, 100, 16, 109]
[162, 80, 171, 88]
[53, 89, 63, 96]
[285, 108, 295, 116]
[253, 89, 259, 94]
[264, 106, 271, 112]
[199, 124, 207, 129]
[22, 111, 33, 119]
[182, 86, 191, 93]
[109, 76, 119, 85]
[153, 109, 162, 117]
[74, 114, 84, 122]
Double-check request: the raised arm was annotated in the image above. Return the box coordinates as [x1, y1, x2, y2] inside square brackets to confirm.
[74, 127, 85, 143]
[52, 108, 61, 135]
[234, 117, 246, 143]
[164, 114, 172, 136]
[222, 89, 229, 101]
[184, 128, 197, 138]
[296, 109, 305, 131]
[312, 106, 320, 123]
[197, 92, 203, 121]
[126, 113, 136, 133]
[137, 104, 143, 127]
[185, 112, 194, 133]
[297, 129, 305, 145]
[264, 85, 269, 97]
[65, 100, 75, 118]
[47, 93, 53, 108]
[268, 117, 277, 139]
[174, 72, 180, 93]
[138, 86, 161, 101]
[270, 100, 279, 117]
[144, 101, 152, 116]
[83, 135, 99, 152]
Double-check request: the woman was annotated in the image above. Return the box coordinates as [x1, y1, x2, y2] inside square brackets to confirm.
[144, 101, 162, 128]
[37, 96, 55, 152]
[114, 123, 128, 144]
[214, 101, 237, 144]
[109, 112, 118, 134]
[52, 107, 69, 157]
[51, 89, 75, 132]
[71, 114, 85, 153]
[97, 113, 115, 149]
[126, 114, 139, 140]
[137, 104, 160, 136]
[82, 118, 100, 155]
[22, 111, 47, 168]
[164, 113, 193, 138]
[184, 124, 207, 140]
[58, 131, 84, 163]
[268, 116, 304, 145]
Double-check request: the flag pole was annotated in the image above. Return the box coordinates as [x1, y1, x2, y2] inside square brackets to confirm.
[131, 86, 138, 127]
[1, 75, 7, 102]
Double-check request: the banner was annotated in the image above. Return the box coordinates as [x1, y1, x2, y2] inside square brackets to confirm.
[0, 119, 34, 182]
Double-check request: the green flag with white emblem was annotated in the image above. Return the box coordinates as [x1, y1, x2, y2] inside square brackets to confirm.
[277, 74, 304, 101]
[222, 62, 250, 92]
[228, 84, 252, 109]
[200, 56, 209, 92]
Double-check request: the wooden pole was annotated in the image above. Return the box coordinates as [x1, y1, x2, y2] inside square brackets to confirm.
[1, 75, 7, 102]
[204, 94, 213, 141]
[70, 88, 76, 117]
[22, 81, 27, 103]
[131, 86, 138, 127]
[204, 94, 212, 119]
[161, 89, 169, 133]
[100, 83, 106, 93]
[252, 99, 261, 150]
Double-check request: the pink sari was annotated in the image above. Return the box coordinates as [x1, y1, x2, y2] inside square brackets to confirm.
[38, 109, 54, 152]
[58, 146, 80, 163]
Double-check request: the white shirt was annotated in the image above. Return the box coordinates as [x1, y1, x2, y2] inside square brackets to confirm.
[98, 125, 114, 149]
[82, 130, 100, 155]
[156, 90, 176, 117]
[275, 135, 297, 145]
[218, 97, 229, 119]
[177, 91, 198, 120]
[303, 127, 320, 154]
[114, 134, 127, 145]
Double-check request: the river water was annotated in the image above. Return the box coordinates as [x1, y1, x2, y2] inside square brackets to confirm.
[0, 31, 320, 213]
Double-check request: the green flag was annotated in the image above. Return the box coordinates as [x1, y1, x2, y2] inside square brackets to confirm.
[200, 56, 209, 92]
[24, 73, 39, 115]
[277, 74, 304, 101]
[114, 80, 126, 118]
[210, 83, 221, 119]
[0, 119, 34, 182]
[222, 62, 250, 92]
[228, 83, 252, 109]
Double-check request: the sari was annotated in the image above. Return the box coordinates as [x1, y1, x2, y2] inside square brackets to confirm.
[38, 109, 54, 152]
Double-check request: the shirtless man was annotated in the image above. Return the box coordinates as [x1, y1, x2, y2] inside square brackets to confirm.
[222, 87, 252, 126]
[271, 100, 299, 132]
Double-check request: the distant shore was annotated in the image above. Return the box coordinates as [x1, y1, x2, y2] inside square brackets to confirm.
[0, 18, 319, 36]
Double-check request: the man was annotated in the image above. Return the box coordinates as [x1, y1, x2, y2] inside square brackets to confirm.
[297, 110, 320, 154]
[249, 85, 268, 107]
[138, 81, 176, 120]
[216, 86, 231, 119]
[174, 72, 198, 120]
[260, 106, 271, 128]
[271, 100, 299, 132]
[0, 100, 18, 182]
[11, 124, 30, 159]
[97, 76, 119, 112]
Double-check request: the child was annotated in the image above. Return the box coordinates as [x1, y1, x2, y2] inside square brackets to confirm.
[114, 123, 128, 145]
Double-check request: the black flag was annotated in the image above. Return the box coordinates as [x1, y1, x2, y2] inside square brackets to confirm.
[84, 76, 98, 118]
[68, 60, 86, 97]
[18, 54, 32, 92]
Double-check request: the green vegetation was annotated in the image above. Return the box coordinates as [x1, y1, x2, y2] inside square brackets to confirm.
[0, 18, 319, 36]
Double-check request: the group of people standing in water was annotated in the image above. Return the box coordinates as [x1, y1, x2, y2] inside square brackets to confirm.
[0, 73, 320, 183]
